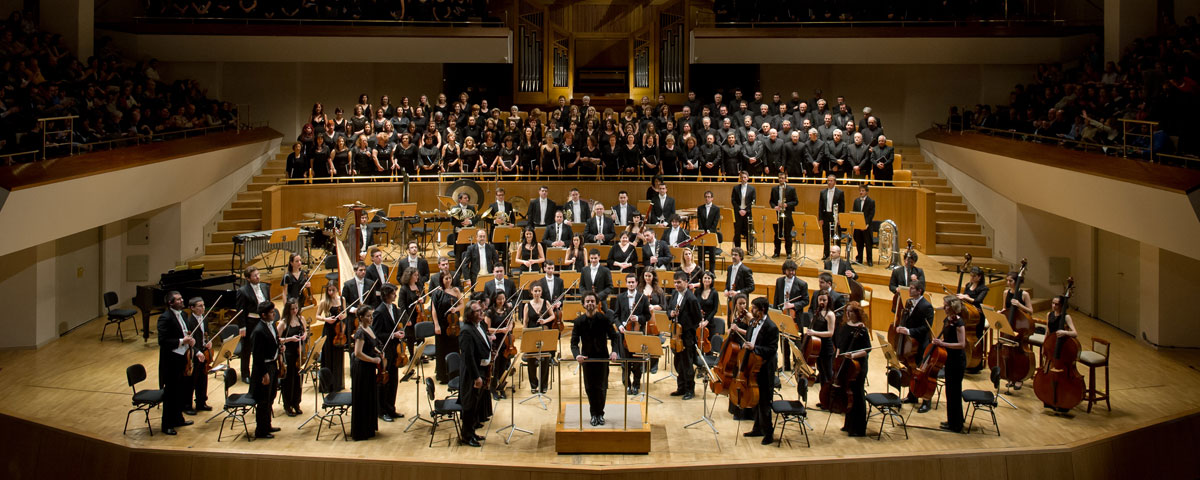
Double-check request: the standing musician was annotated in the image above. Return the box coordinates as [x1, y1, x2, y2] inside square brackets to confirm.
[580, 249, 615, 307]
[486, 188, 514, 231]
[428, 256, 451, 294]
[999, 271, 1034, 389]
[157, 291, 194, 435]
[483, 264, 516, 301]
[432, 273, 463, 384]
[817, 174, 846, 260]
[457, 300, 491, 447]
[724, 294, 753, 420]
[373, 284, 405, 421]
[664, 214, 690, 248]
[354, 211, 375, 259]
[536, 261, 566, 309]
[614, 274, 652, 395]
[839, 303, 872, 437]
[185, 297, 213, 414]
[851, 184, 876, 266]
[396, 241, 430, 288]
[695, 190, 722, 272]
[650, 182, 676, 226]
[889, 251, 925, 298]
[584, 202, 616, 245]
[523, 283, 555, 394]
[668, 271, 705, 400]
[316, 283, 347, 391]
[526, 185, 558, 228]
[770, 171, 799, 259]
[277, 299, 309, 417]
[611, 191, 635, 227]
[237, 266, 271, 384]
[935, 297, 968, 433]
[894, 280, 934, 413]
[641, 229, 673, 269]
[773, 260, 809, 373]
[810, 272, 847, 321]
[870, 135, 894, 183]
[341, 262, 371, 316]
[570, 292, 623, 426]
[447, 193, 478, 266]
[364, 247, 390, 307]
[731, 171, 756, 250]
[485, 291, 515, 399]
[463, 229, 498, 284]
[397, 267, 424, 361]
[724, 247, 756, 320]
[741, 297, 779, 445]
[250, 301, 282, 439]
[351, 307, 381, 441]
[825, 245, 857, 279]
[282, 253, 311, 303]
[957, 266, 990, 373]
[563, 188, 591, 226]
[807, 290, 837, 406]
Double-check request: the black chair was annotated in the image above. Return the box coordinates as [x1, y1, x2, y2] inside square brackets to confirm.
[103, 292, 139, 341]
[414, 321, 437, 359]
[425, 377, 462, 447]
[963, 389, 1001, 436]
[315, 367, 352, 441]
[217, 368, 257, 442]
[864, 392, 908, 440]
[701, 334, 723, 369]
[446, 352, 462, 396]
[770, 400, 810, 448]
[124, 364, 163, 435]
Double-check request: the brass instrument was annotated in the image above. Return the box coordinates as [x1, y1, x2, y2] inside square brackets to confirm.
[564, 208, 573, 223]
[878, 219, 901, 269]
[510, 196, 530, 220]
[448, 206, 476, 221]
[494, 210, 510, 226]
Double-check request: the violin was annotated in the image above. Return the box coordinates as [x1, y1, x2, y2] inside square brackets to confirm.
[623, 293, 648, 332]
[1034, 277, 1084, 411]
[331, 306, 349, 347]
[376, 344, 390, 385]
[445, 288, 463, 337]
[183, 294, 223, 377]
[988, 259, 1035, 385]
[728, 315, 765, 410]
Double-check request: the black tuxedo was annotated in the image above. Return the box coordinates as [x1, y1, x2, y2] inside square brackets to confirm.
[725, 263, 755, 296]
[534, 275, 565, 303]
[730, 183, 757, 249]
[649, 195, 676, 225]
[486, 201, 515, 225]
[641, 239, 673, 269]
[340, 277, 370, 315]
[611, 203, 635, 227]
[774, 276, 810, 311]
[769, 183, 799, 256]
[824, 259, 856, 278]
[397, 256, 430, 288]
[526, 198, 558, 227]
[904, 296, 934, 347]
[579, 264, 614, 306]
[570, 311, 622, 417]
[663, 227, 690, 247]
[889, 265, 926, 295]
[562, 199, 591, 225]
[541, 222, 573, 250]
[695, 202, 722, 271]
[236, 281, 271, 376]
[851, 196, 876, 264]
[364, 262, 390, 307]
[483, 277, 516, 302]
[816, 187, 846, 258]
[157, 309, 191, 430]
[457, 323, 491, 438]
[583, 215, 616, 245]
[667, 289, 703, 394]
[373, 302, 402, 416]
[747, 318, 779, 437]
[463, 242, 498, 283]
[249, 319, 280, 436]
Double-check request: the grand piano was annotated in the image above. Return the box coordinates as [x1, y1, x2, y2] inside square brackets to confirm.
[134, 267, 238, 341]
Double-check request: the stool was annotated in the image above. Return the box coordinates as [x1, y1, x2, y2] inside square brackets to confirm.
[1080, 337, 1110, 413]
[770, 400, 810, 448]
[962, 389, 1000, 436]
[865, 392, 908, 440]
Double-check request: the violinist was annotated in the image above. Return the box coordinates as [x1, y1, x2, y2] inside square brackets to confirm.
[999, 272, 1033, 389]
[185, 297, 213, 414]
[807, 290, 836, 407]
[277, 299, 308, 417]
[157, 291, 193, 435]
[570, 292, 623, 426]
[485, 291, 515, 400]
[678, 249, 703, 290]
[282, 253, 311, 304]
[250, 301, 282, 439]
[316, 283, 346, 391]
[523, 284, 554, 394]
[725, 294, 753, 420]
[774, 260, 809, 373]
[457, 300, 491, 447]
[895, 280, 935, 413]
[351, 308, 381, 441]
[697, 271, 722, 336]
[741, 297, 779, 445]
[934, 297, 968, 433]
[615, 274, 652, 395]
[839, 304, 871, 437]
[432, 272, 462, 384]
[396, 241, 430, 288]
[668, 271, 704, 400]
[724, 247, 755, 320]
[483, 265, 516, 304]
[956, 266, 989, 373]
[373, 284, 405, 422]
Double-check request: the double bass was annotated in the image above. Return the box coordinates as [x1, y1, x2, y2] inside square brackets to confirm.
[728, 314, 765, 409]
[887, 295, 920, 383]
[988, 259, 1035, 387]
[909, 319, 948, 401]
[710, 305, 749, 396]
[945, 253, 982, 368]
[1034, 277, 1084, 411]
[820, 325, 866, 414]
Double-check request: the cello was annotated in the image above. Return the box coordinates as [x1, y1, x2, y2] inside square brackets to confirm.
[728, 314, 765, 410]
[820, 325, 867, 414]
[909, 317, 948, 401]
[1034, 277, 1085, 411]
[887, 293, 920, 376]
[988, 259, 1035, 387]
[709, 305, 749, 396]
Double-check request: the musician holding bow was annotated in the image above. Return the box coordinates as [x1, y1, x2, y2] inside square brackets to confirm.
[157, 291, 194, 435]
[668, 271, 705, 400]
[615, 274, 652, 395]
[741, 297, 779, 445]
[457, 300, 491, 446]
[894, 280, 934, 413]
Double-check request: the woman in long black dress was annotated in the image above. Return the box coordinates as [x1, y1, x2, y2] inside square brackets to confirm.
[351, 308, 381, 440]
[840, 303, 871, 437]
[460, 136, 480, 173]
[936, 297, 968, 432]
[317, 283, 346, 391]
[809, 290, 836, 406]
[518, 127, 539, 176]
[397, 267, 423, 359]
[352, 136, 379, 181]
[278, 299, 308, 416]
[577, 134, 600, 179]
[523, 284, 554, 393]
[619, 133, 640, 179]
[559, 131, 578, 178]
[607, 232, 639, 273]
[417, 133, 441, 176]
[539, 133, 560, 178]
[286, 142, 306, 179]
[478, 131, 499, 171]
[601, 133, 621, 179]
[494, 137, 519, 177]
[514, 227, 545, 273]
[562, 234, 587, 272]
[640, 134, 660, 177]
[486, 291, 515, 399]
[442, 131, 462, 173]
[329, 136, 350, 179]
[956, 266, 989, 372]
[308, 134, 330, 179]
[431, 272, 462, 384]
[281, 253, 310, 303]
[698, 271, 722, 335]
[660, 134, 682, 177]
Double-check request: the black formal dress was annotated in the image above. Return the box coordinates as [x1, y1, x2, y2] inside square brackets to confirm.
[433, 291, 461, 383]
[943, 316, 967, 432]
[523, 300, 554, 392]
[279, 320, 305, 413]
[570, 311, 623, 418]
[840, 324, 871, 436]
[607, 244, 639, 273]
[281, 270, 309, 303]
[350, 327, 380, 440]
[322, 304, 347, 391]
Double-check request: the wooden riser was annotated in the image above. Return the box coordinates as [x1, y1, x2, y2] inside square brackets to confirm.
[937, 211, 976, 223]
[937, 202, 968, 212]
[236, 191, 262, 201]
[231, 200, 262, 209]
[205, 242, 235, 255]
[186, 254, 233, 272]
[937, 232, 987, 246]
[935, 243, 992, 257]
[556, 402, 651, 454]
[917, 177, 947, 186]
[935, 193, 962, 203]
[936, 221, 982, 234]
[245, 183, 272, 192]
[924, 185, 953, 194]
[218, 219, 261, 231]
[212, 230, 253, 243]
[222, 208, 261, 220]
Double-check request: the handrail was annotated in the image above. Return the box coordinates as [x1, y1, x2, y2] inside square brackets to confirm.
[129, 15, 507, 28]
[277, 171, 918, 187]
[695, 18, 1071, 28]
[0, 150, 39, 165]
[29, 105, 257, 162]
[935, 122, 1200, 170]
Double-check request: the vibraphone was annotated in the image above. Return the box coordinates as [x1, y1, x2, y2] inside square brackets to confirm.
[231, 228, 312, 275]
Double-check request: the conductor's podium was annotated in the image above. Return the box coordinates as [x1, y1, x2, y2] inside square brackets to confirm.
[556, 401, 651, 454]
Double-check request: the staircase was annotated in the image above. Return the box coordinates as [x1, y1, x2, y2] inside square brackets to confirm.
[897, 147, 993, 259]
[185, 146, 289, 272]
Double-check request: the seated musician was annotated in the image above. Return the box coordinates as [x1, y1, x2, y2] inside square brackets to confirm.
[570, 292, 622, 426]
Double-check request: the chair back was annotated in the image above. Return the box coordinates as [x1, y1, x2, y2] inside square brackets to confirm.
[447, 352, 461, 379]
[104, 292, 120, 312]
[709, 333, 723, 355]
[424, 376, 436, 402]
[126, 364, 146, 393]
[1092, 337, 1110, 359]
[414, 321, 435, 338]
[319, 367, 333, 395]
[224, 368, 239, 397]
[218, 324, 240, 340]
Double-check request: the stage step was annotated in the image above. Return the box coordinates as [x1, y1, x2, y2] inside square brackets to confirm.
[916, 177, 947, 186]
[262, 167, 286, 176]
[937, 232, 987, 246]
[924, 185, 953, 194]
[253, 174, 282, 183]
[219, 218, 262, 231]
[936, 221, 981, 234]
[245, 182, 272, 192]
[935, 243, 993, 258]
[937, 210, 976, 223]
[222, 208, 261, 220]
[935, 193, 962, 203]
[232, 199, 261, 209]
[937, 202, 968, 212]
[205, 242, 235, 255]
[236, 191, 261, 201]
[212, 230, 253, 243]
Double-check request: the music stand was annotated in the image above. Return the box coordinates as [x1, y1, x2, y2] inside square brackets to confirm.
[770, 309, 801, 387]
[792, 213, 819, 267]
[265, 227, 301, 273]
[751, 206, 776, 259]
[840, 212, 867, 266]
[692, 231, 720, 273]
[387, 203, 418, 250]
[624, 333, 663, 404]
[651, 311, 676, 384]
[436, 196, 455, 209]
[545, 248, 568, 267]
[402, 338, 436, 431]
[493, 357, 533, 444]
[493, 226, 522, 268]
[685, 343, 721, 445]
[519, 329, 560, 410]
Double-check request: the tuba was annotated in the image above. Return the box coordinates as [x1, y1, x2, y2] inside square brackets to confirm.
[878, 219, 901, 269]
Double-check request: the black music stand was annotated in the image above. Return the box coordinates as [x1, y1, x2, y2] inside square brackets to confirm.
[685, 344, 721, 447]
[519, 329, 560, 410]
[491, 358, 533, 444]
[624, 333, 662, 404]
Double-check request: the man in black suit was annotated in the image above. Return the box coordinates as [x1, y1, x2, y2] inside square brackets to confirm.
[535, 261, 566, 305]
[463, 229, 497, 284]
[723, 247, 755, 318]
[571, 292, 623, 426]
[889, 251, 925, 297]
[579, 249, 614, 308]
[396, 241, 430, 288]
[446, 193, 477, 266]
[237, 266, 271, 383]
[640, 229, 673, 269]
[584, 202, 616, 245]
[250, 301, 281, 439]
[695, 191, 722, 272]
[373, 284, 406, 422]
[667, 271, 705, 400]
[824, 245, 857, 279]
[486, 188, 515, 229]
[769, 171, 799, 258]
[185, 297, 213, 414]
[562, 188, 591, 226]
[817, 174, 846, 259]
[352, 211, 375, 260]
[773, 260, 809, 372]
[804, 128, 827, 181]
[611, 191, 635, 227]
[730, 171, 756, 250]
[870, 135, 894, 183]
[364, 246, 390, 307]
[542, 210, 572, 250]
[649, 182, 676, 226]
[613, 274, 651, 395]
[851, 184, 877, 265]
[456, 300, 491, 445]
[428, 256, 451, 294]
[157, 291, 194, 435]
[894, 280, 934, 413]
[526, 185, 558, 228]
[741, 297, 780, 444]
[341, 262, 371, 316]
[483, 264, 516, 302]
[663, 214, 690, 247]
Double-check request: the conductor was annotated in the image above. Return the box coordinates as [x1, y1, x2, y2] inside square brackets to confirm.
[570, 292, 622, 426]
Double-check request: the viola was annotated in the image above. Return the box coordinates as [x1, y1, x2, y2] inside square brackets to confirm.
[988, 259, 1035, 385]
[1034, 277, 1084, 411]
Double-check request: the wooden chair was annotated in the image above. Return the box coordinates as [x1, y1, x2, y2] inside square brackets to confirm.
[1080, 337, 1111, 413]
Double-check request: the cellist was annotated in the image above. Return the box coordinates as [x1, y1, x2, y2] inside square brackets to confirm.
[999, 271, 1034, 389]
[934, 297, 968, 433]
[741, 297, 779, 445]
[955, 266, 989, 374]
[839, 304, 871, 437]
[894, 280, 935, 413]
